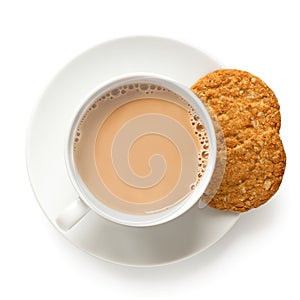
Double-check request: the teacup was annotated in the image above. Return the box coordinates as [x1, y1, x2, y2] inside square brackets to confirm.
[56, 73, 217, 230]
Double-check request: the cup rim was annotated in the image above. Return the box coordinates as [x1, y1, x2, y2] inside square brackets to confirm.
[65, 72, 217, 227]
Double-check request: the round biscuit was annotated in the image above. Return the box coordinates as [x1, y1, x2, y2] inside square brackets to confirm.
[192, 69, 286, 212]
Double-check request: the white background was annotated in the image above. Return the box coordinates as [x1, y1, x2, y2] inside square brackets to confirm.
[0, 0, 298, 299]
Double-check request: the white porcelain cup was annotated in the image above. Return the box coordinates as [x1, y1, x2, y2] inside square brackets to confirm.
[56, 73, 217, 230]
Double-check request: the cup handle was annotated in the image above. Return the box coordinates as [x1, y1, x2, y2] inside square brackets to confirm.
[56, 197, 90, 231]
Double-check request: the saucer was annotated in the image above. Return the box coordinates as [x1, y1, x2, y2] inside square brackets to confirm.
[26, 36, 240, 266]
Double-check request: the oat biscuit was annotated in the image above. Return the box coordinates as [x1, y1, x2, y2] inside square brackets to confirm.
[191, 69, 286, 212]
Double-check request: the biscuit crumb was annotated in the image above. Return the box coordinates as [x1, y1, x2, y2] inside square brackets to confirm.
[263, 179, 272, 190]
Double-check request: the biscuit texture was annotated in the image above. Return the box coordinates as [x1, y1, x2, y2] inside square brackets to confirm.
[191, 69, 286, 212]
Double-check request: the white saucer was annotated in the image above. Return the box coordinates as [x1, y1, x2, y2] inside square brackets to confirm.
[26, 36, 239, 266]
